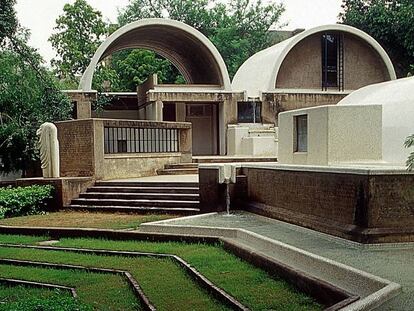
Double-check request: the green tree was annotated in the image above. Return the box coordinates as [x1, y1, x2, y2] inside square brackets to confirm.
[49, 0, 109, 88]
[118, 0, 285, 78]
[340, 0, 414, 77]
[0, 0, 71, 175]
[110, 49, 183, 91]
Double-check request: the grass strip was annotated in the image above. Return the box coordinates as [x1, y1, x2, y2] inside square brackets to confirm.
[0, 212, 177, 229]
[0, 246, 229, 311]
[0, 234, 48, 244]
[0, 263, 140, 310]
[56, 238, 322, 311]
[0, 285, 92, 311]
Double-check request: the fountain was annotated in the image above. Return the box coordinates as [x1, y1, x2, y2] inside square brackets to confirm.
[218, 164, 237, 215]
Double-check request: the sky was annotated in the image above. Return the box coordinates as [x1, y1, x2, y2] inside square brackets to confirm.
[15, 0, 343, 65]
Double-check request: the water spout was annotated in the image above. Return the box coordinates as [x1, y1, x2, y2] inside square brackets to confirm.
[218, 164, 236, 216]
[225, 180, 231, 215]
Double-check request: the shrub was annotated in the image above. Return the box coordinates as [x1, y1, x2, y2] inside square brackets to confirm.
[0, 185, 54, 219]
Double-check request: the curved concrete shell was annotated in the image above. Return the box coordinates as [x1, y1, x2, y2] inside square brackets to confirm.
[232, 24, 396, 97]
[79, 18, 231, 91]
[338, 77, 414, 165]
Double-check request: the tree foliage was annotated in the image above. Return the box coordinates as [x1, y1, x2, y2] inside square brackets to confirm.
[0, 0, 72, 175]
[49, 0, 108, 86]
[118, 0, 285, 79]
[49, 0, 284, 91]
[339, 0, 414, 77]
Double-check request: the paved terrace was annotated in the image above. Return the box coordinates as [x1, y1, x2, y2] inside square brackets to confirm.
[145, 211, 414, 310]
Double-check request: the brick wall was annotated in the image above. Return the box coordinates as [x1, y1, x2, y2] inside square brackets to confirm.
[245, 168, 414, 230]
[56, 119, 97, 177]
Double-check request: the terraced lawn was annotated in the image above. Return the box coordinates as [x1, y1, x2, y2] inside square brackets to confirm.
[0, 234, 322, 311]
[0, 285, 92, 310]
[0, 212, 177, 229]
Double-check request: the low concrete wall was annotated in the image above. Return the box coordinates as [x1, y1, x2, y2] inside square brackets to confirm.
[16, 177, 94, 210]
[103, 153, 181, 180]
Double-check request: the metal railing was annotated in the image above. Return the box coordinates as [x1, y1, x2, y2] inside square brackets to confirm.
[104, 127, 179, 154]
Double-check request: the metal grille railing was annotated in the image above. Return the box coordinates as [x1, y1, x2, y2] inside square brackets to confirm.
[104, 127, 179, 154]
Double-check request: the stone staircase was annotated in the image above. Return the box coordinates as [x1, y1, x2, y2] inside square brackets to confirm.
[66, 181, 200, 215]
[157, 163, 199, 175]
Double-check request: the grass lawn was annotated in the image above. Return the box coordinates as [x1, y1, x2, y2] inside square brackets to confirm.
[0, 234, 322, 311]
[0, 211, 177, 229]
[0, 285, 92, 311]
[0, 264, 137, 310]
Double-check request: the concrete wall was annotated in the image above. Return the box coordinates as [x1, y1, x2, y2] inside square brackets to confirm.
[343, 34, 390, 89]
[103, 153, 181, 180]
[64, 91, 96, 119]
[227, 125, 278, 157]
[276, 35, 321, 89]
[275, 32, 390, 90]
[262, 92, 348, 125]
[92, 110, 140, 120]
[278, 105, 382, 165]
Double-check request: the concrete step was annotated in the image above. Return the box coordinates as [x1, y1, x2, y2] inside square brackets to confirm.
[87, 186, 199, 194]
[71, 198, 199, 208]
[157, 168, 199, 175]
[164, 163, 199, 169]
[95, 181, 199, 188]
[66, 205, 200, 215]
[80, 192, 200, 201]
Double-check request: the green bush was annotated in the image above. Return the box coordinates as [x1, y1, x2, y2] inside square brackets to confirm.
[0, 185, 54, 219]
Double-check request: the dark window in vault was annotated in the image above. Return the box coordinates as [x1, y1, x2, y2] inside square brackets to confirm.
[322, 33, 339, 88]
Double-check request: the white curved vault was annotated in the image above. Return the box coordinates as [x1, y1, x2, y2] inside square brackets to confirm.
[79, 18, 231, 91]
[338, 77, 414, 165]
[232, 24, 396, 98]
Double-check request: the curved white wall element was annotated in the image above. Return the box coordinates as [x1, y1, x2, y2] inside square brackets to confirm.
[338, 77, 414, 165]
[79, 18, 231, 91]
[232, 24, 396, 98]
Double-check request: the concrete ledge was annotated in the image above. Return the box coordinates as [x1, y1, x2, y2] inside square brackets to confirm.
[104, 153, 181, 159]
[240, 163, 414, 175]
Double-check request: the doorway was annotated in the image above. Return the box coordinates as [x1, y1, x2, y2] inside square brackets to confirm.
[185, 104, 218, 155]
